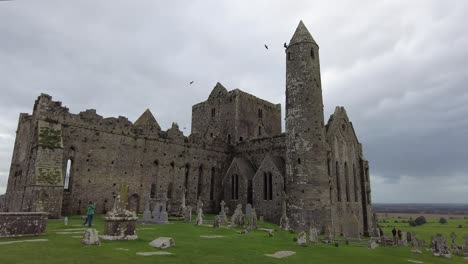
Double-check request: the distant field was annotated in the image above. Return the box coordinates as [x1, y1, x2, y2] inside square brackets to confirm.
[377, 215, 468, 245]
[377, 212, 468, 219]
[0, 215, 467, 264]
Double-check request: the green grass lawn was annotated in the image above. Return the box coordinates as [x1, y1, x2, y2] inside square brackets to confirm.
[0, 215, 467, 264]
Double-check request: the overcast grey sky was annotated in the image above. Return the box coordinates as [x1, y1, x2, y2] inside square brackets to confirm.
[0, 0, 467, 203]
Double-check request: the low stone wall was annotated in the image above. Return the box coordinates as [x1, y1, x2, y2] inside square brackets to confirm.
[0, 212, 48, 237]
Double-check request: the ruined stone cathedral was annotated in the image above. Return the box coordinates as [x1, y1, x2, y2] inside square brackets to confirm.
[4, 21, 373, 236]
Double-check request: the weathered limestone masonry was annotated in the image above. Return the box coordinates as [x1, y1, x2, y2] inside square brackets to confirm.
[0, 212, 48, 237]
[4, 21, 373, 237]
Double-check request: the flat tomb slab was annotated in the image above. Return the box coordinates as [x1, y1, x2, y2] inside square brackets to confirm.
[0, 212, 48, 238]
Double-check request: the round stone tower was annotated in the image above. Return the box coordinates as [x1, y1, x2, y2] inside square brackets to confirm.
[285, 21, 331, 231]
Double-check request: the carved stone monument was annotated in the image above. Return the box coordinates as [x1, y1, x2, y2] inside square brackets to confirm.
[309, 225, 319, 244]
[213, 215, 220, 228]
[184, 206, 192, 222]
[411, 233, 422, 254]
[218, 200, 227, 224]
[101, 184, 138, 240]
[140, 193, 152, 223]
[152, 195, 169, 224]
[297, 230, 307, 246]
[231, 204, 244, 227]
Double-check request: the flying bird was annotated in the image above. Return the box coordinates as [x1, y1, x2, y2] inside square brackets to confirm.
[189, 81, 194, 85]
[284, 42, 288, 48]
[264, 44, 268, 50]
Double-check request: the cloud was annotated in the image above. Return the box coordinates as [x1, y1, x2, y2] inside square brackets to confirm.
[0, 0, 467, 202]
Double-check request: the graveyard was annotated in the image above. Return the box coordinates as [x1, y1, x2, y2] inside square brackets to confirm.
[0, 213, 467, 264]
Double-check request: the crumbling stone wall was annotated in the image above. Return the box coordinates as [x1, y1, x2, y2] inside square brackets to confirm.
[326, 106, 372, 236]
[192, 83, 281, 145]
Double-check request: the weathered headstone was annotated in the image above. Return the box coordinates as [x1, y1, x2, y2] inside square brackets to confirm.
[64, 216, 68, 226]
[152, 195, 169, 224]
[324, 225, 333, 243]
[183, 206, 192, 222]
[245, 204, 253, 227]
[195, 208, 203, 226]
[411, 233, 422, 254]
[231, 204, 244, 227]
[402, 231, 408, 246]
[82, 228, 100, 245]
[196, 197, 203, 212]
[213, 215, 220, 228]
[149, 237, 175, 249]
[141, 193, 152, 223]
[309, 225, 319, 244]
[297, 230, 307, 246]
[368, 239, 379, 250]
[218, 200, 227, 224]
[431, 234, 450, 257]
[279, 191, 290, 230]
[250, 208, 258, 230]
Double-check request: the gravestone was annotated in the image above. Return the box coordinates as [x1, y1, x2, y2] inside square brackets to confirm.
[297, 230, 307, 246]
[247, 208, 257, 231]
[82, 228, 100, 245]
[324, 225, 333, 243]
[140, 193, 152, 223]
[411, 233, 422, 254]
[213, 215, 220, 228]
[184, 206, 192, 222]
[196, 198, 203, 212]
[368, 239, 379, 249]
[152, 195, 169, 224]
[401, 231, 408, 246]
[279, 191, 290, 230]
[231, 204, 244, 227]
[218, 200, 227, 224]
[245, 204, 253, 227]
[309, 225, 319, 244]
[195, 208, 203, 226]
[101, 184, 138, 240]
[64, 216, 68, 226]
[431, 234, 450, 257]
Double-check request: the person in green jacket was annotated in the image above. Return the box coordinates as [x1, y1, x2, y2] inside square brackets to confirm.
[83, 201, 96, 227]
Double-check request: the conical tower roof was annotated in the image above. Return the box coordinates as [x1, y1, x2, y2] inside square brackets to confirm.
[289, 20, 317, 46]
[134, 109, 161, 130]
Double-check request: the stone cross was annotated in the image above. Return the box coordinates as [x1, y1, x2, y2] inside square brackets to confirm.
[218, 200, 227, 224]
